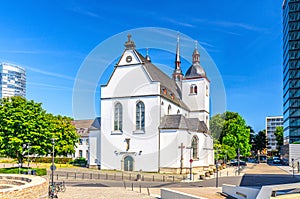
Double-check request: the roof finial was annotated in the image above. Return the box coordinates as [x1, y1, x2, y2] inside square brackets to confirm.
[124, 34, 136, 49]
[195, 40, 198, 49]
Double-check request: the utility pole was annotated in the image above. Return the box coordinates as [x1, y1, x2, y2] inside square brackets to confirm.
[178, 143, 185, 174]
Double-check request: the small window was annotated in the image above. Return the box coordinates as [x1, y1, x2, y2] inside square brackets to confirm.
[190, 84, 197, 94]
[86, 138, 89, 145]
[168, 105, 172, 115]
[79, 138, 83, 145]
[206, 85, 209, 96]
[79, 150, 83, 158]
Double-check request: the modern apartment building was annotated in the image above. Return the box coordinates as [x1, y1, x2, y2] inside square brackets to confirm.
[282, 0, 300, 164]
[0, 63, 26, 98]
[266, 116, 283, 153]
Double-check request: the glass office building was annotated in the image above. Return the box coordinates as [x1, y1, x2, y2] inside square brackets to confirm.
[283, 0, 300, 144]
[0, 63, 26, 98]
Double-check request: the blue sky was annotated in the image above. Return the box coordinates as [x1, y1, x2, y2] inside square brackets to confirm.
[0, 1, 282, 132]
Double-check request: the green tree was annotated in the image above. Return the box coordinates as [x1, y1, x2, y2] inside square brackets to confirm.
[210, 111, 251, 157]
[0, 96, 78, 165]
[252, 130, 267, 153]
[274, 126, 283, 150]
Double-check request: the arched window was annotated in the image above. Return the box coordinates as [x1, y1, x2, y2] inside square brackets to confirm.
[167, 105, 172, 115]
[190, 84, 197, 94]
[136, 101, 145, 130]
[114, 102, 122, 131]
[192, 136, 199, 159]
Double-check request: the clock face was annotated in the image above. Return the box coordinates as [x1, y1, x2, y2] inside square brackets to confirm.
[126, 55, 132, 63]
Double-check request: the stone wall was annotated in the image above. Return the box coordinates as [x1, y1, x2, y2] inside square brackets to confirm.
[0, 174, 48, 199]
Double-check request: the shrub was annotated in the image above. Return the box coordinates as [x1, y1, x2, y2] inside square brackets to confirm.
[69, 158, 87, 167]
[0, 167, 47, 176]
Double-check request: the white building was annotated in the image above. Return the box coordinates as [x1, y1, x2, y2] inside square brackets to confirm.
[99, 35, 214, 173]
[0, 63, 26, 98]
[72, 118, 100, 164]
[266, 116, 283, 153]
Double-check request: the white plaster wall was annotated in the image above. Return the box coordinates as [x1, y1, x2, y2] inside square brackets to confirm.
[101, 96, 160, 171]
[101, 65, 159, 99]
[88, 130, 101, 167]
[160, 98, 189, 117]
[181, 78, 210, 127]
[74, 138, 89, 159]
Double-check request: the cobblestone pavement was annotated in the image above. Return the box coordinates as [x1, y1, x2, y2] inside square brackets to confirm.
[58, 187, 157, 199]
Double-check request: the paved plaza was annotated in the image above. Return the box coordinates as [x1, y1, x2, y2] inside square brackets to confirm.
[54, 163, 300, 199]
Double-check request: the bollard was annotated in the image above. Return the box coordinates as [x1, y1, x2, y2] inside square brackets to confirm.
[82, 173, 84, 179]
[142, 175, 144, 181]
[90, 173, 92, 179]
[227, 171, 228, 176]
[67, 172, 68, 179]
[173, 176, 175, 182]
[147, 187, 150, 195]
[131, 183, 133, 191]
[129, 173, 131, 180]
[163, 176, 165, 182]
[98, 173, 100, 179]
[123, 181, 126, 189]
[106, 173, 108, 180]
[139, 184, 141, 193]
[122, 172, 123, 180]
[57, 174, 58, 180]
[152, 175, 154, 181]
[220, 172, 221, 177]
[114, 173, 116, 180]
[75, 173, 76, 179]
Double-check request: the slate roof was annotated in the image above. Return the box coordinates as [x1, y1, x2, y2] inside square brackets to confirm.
[160, 114, 208, 133]
[72, 117, 101, 137]
[135, 51, 190, 111]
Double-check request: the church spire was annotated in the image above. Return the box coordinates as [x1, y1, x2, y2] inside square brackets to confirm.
[192, 40, 200, 65]
[172, 33, 183, 81]
[145, 48, 151, 62]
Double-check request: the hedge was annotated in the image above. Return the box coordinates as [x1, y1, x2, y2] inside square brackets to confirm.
[33, 157, 73, 164]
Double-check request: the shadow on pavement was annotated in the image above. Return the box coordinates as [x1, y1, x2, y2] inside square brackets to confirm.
[240, 174, 300, 187]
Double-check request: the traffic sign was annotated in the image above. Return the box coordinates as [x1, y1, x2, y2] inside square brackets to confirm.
[50, 164, 56, 171]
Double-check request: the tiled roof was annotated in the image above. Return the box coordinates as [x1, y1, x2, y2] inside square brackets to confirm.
[72, 117, 101, 137]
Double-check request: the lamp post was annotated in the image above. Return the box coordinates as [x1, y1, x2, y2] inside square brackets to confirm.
[216, 149, 219, 188]
[50, 138, 55, 198]
[292, 158, 295, 177]
[237, 148, 240, 175]
[27, 143, 30, 174]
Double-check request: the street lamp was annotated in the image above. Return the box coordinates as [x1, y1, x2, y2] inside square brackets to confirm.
[27, 143, 30, 174]
[215, 148, 220, 188]
[50, 138, 56, 198]
[292, 158, 294, 177]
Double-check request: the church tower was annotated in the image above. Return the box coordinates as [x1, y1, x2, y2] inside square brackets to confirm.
[182, 41, 210, 127]
[172, 34, 183, 82]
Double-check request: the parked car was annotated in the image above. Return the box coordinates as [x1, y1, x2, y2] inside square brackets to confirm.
[273, 157, 281, 164]
[228, 160, 247, 166]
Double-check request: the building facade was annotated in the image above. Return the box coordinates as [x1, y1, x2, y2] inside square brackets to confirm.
[282, 0, 300, 164]
[266, 116, 283, 153]
[0, 63, 26, 98]
[72, 118, 100, 166]
[100, 35, 214, 173]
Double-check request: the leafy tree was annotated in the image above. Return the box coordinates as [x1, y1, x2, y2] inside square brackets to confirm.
[0, 96, 78, 165]
[210, 111, 251, 157]
[252, 130, 267, 153]
[274, 126, 283, 150]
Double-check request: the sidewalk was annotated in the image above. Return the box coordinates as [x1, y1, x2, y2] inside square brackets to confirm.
[277, 165, 300, 177]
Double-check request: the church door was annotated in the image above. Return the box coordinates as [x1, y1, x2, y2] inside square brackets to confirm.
[124, 156, 134, 171]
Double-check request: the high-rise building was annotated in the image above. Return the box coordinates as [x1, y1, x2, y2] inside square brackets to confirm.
[0, 63, 26, 98]
[282, 0, 300, 164]
[266, 116, 283, 153]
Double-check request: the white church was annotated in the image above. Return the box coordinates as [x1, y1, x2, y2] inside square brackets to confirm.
[89, 35, 214, 173]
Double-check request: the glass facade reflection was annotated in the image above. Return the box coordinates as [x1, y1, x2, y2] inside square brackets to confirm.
[0, 63, 26, 98]
[283, 0, 300, 144]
